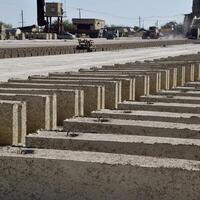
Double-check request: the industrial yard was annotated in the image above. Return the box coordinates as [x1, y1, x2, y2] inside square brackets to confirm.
[1, 0, 200, 200]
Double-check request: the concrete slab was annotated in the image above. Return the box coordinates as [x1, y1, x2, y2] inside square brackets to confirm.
[1, 147, 200, 200]
[118, 101, 200, 114]
[0, 88, 80, 125]
[63, 117, 200, 139]
[0, 94, 54, 133]
[0, 101, 26, 145]
[27, 131, 200, 161]
[91, 110, 200, 124]
[0, 82, 104, 116]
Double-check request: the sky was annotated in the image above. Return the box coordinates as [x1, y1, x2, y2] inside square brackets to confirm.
[0, 0, 193, 28]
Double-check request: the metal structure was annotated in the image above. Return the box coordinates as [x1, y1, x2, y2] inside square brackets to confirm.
[193, 0, 200, 17]
[45, 2, 64, 34]
[37, 0, 64, 34]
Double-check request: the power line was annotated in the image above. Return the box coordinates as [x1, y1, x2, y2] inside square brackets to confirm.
[70, 6, 184, 22]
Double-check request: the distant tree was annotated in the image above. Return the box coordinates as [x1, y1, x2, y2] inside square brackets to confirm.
[0, 21, 12, 28]
[51, 19, 75, 33]
[63, 20, 74, 32]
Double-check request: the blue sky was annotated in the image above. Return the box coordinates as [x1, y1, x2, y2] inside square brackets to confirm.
[0, 0, 193, 28]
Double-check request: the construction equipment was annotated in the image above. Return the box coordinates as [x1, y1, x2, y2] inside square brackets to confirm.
[102, 28, 120, 40]
[186, 17, 200, 39]
[76, 39, 96, 52]
[142, 26, 160, 39]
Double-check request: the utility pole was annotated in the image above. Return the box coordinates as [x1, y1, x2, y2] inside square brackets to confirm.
[64, 0, 67, 18]
[21, 10, 24, 27]
[156, 20, 159, 27]
[77, 8, 82, 19]
[139, 16, 141, 28]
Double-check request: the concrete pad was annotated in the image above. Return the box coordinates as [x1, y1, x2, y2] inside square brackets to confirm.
[140, 95, 200, 104]
[27, 131, 200, 161]
[9, 78, 121, 109]
[48, 72, 135, 101]
[0, 101, 26, 145]
[118, 101, 200, 114]
[0, 94, 54, 133]
[0, 82, 104, 116]
[91, 109, 200, 124]
[0, 88, 80, 126]
[1, 147, 200, 200]
[63, 117, 200, 139]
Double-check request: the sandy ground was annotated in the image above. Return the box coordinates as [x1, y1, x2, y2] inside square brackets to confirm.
[0, 43, 199, 81]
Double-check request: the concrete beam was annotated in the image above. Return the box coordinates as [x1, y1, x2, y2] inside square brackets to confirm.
[91, 110, 200, 124]
[118, 101, 200, 114]
[0, 101, 26, 145]
[9, 78, 121, 109]
[0, 94, 55, 133]
[78, 69, 160, 94]
[0, 88, 81, 126]
[27, 131, 200, 161]
[0, 147, 200, 200]
[140, 95, 200, 105]
[48, 73, 135, 101]
[0, 82, 104, 116]
[63, 117, 200, 139]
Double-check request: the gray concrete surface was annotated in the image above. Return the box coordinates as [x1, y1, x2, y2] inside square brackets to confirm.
[26, 131, 200, 161]
[63, 117, 200, 139]
[1, 147, 200, 200]
[91, 109, 200, 124]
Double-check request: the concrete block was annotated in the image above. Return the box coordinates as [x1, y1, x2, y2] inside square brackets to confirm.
[48, 73, 135, 101]
[0, 82, 103, 116]
[0, 101, 26, 145]
[118, 101, 200, 114]
[91, 109, 200, 124]
[9, 78, 121, 110]
[63, 117, 200, 139]
[27, 131, 200, 161]
[78, 69, 160, 94]
[93, 66, 169, 90]
[1, 147, 200, 200]
[0, 94, 55, 133]
[0, 88, 80, 126]
[177, 66, 185, 86]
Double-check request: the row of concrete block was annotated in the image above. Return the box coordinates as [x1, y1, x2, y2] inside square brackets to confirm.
[0, 39, 190, 59]
[1, 53, 200, 199]
[0, 53, 200, 146]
